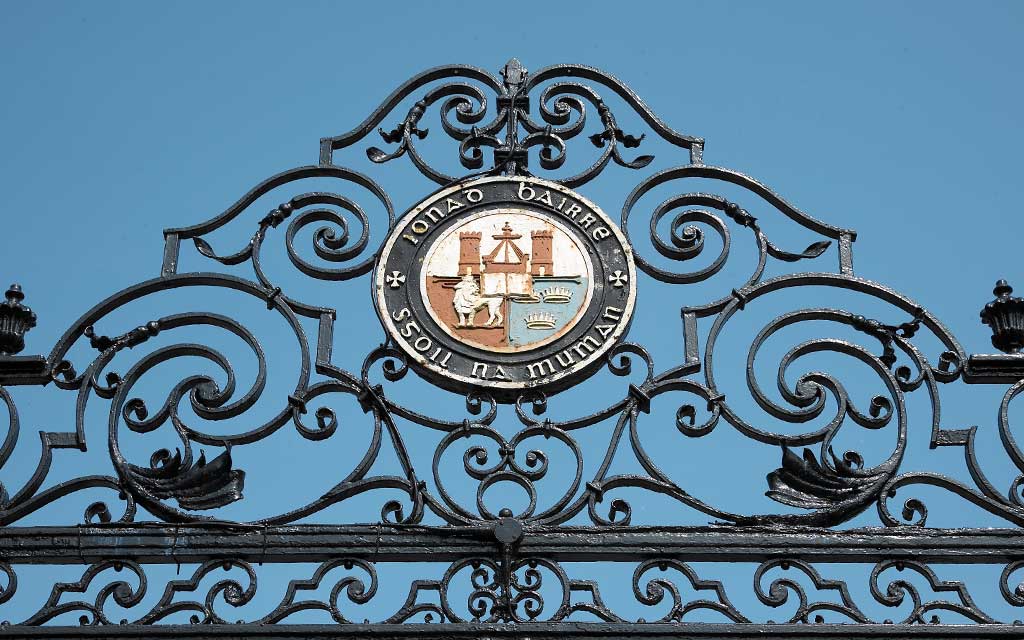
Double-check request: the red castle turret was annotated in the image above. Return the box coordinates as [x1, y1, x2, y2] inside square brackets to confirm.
[530, 229, 553, 276]
[458, 231, 482, 275]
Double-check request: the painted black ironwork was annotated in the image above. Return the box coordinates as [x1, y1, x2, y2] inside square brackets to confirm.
[1, 59, 1024, 637]
[982, 280, 1024, 355]
[0, 285, 36, 356]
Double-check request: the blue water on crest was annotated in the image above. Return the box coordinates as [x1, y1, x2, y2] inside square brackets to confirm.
[507, 277, 588, 348]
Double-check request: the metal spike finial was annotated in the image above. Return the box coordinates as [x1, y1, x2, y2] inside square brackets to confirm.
[981, 279, 1024, 354]
[0, 284, 37, 355]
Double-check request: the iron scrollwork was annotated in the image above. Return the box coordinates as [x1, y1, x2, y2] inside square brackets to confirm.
[1, 59, 1024, 637]
[8, 556, 1024, 627]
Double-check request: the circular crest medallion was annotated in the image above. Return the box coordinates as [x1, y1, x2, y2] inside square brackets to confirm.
[374, 176, 635, 399]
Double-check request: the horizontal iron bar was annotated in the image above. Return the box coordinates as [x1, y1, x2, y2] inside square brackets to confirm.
[2, 525, 1024, 564]
[2, 622, 1024, 639]
[965, 353, 1024, 383]
[0, 355, 49, 385]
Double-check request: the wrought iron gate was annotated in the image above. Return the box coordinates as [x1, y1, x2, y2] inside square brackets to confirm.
[1, 59, 1023, 638]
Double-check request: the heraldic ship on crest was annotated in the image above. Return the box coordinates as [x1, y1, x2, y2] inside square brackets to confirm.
[424, 218, 589, 351]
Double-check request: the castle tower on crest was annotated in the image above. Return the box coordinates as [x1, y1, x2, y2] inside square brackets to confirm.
[458, 231, 481, 275]
[530, 229, 553, 276]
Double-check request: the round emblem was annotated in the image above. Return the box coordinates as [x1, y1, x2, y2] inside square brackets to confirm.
[374, 176, 635, 399]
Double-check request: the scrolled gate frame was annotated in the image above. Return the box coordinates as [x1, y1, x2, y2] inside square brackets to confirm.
[1, 59, 1023, 638]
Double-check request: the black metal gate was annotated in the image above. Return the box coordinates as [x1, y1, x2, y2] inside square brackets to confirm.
[1, 59, 1023, 638]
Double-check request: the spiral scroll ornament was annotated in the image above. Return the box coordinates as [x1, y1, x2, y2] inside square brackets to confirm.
[1, 58, 1023, 636]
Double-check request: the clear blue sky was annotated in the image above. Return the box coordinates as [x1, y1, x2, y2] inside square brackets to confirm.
[1, 0, 1024, 625]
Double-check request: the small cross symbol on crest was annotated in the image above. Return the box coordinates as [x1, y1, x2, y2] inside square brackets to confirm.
[385, 271, 406, 289]
[609, 270, 628, 288]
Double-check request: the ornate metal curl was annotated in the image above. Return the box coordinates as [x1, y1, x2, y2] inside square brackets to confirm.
[321, 59, 703, 187]
[1, 59, 1023, 638]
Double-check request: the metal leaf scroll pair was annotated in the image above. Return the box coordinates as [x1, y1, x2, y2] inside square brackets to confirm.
[1, 59, 1024, 637]
[324, 58, 700, 187]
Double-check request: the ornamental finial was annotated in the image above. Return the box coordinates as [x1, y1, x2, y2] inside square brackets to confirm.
[0, 284, 37, 355]
[980, 279, 1024, 354]
[501, 58, 527, 94]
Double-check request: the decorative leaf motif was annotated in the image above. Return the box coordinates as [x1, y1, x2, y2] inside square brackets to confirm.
[616, 131, 645, 148]
[378, 125, 404, 144]
[801, 240, 832, 258]
[191, 235, 252, 266]
[768, 240, 832, 263]
[612, 148, 655, 169]
[127, 448, 245, 511]
[766, 447, 885, 511]
[192, 237, 216, 259]
[366, 147, 391, 163]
